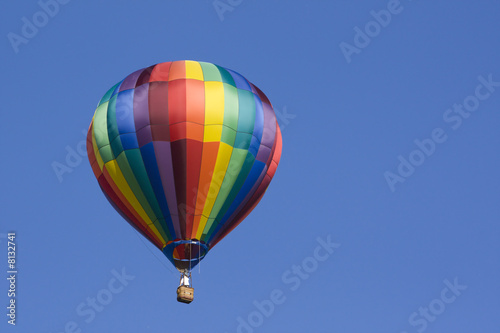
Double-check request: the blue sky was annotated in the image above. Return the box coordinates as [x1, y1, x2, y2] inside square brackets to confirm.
[2, 0, 499, 332]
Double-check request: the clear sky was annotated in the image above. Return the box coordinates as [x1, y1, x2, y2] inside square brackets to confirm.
[2, 0, 499, 332]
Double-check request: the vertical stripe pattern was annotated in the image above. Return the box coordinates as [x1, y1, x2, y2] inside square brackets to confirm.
[87, 60, 282, 270]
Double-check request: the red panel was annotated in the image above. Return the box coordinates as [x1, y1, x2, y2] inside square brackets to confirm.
[169, 122, 186, 142]
[151, 124, 170, 142]
[171, 139, 187, 238]
[149, 81, 169, 125]
[185, 139, 203, 238]
[136, 65, 155, 87]
[273, 124, 283, 164]
[150, 62, 172, 82]
[267, 160, 278, 178]
[168, 79, 187, 124]
[97, 174, 163, 249]
[102, 166, 149, 235]
[86, 123, 96, 165]
[91, 160, 102, 179]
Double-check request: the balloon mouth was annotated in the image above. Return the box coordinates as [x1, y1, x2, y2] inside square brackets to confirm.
[163, 239, 209, 272]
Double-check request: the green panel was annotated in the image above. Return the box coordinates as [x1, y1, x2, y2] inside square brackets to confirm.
[93, 102, 110, 149]
[221, 126, 237, 146]
[123, 149, 164, 222]
[152, 219, 170, 243]
[98, 82, 120, 106]
[204, 221, 219, 241]
[237, 89, 256, 133]
[234, 132, 252, 150]
[214, 151, 256, 223]
[208, 148, 248, 219]
[115, 151, 157, 222]
[217, 66, 236, 87]
[106, 94, 120, 143]
[223, 83, 239, 130]
[201, 218, 216, 241]
[199, 62, 222, 82]
[98, 145, 114, 164]
[110, 135, 124, 157]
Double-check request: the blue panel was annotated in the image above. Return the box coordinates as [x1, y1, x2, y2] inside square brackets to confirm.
[115, 89, 136, 134]
[120, 132, 139, 150]
[216, 160, 266, 231]
[226, 68, 252, 91]
[139, 142, 176, 239]
[212, 152, 255, 226]
[252, 94, 264, 142]
[248, 136, 260, 157]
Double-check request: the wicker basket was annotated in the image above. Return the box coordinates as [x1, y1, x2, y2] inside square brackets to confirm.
[177, 286, 194, 304]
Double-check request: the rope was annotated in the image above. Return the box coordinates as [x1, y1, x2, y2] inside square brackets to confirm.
[189, 241, 192, 287]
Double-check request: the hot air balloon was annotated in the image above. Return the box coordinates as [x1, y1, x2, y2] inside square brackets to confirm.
[86, 60, 282, 303]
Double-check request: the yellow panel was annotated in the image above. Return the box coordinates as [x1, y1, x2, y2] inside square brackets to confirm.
[204, 81, 225, 125]
[104, 160, 153, 225]
[200, 142, 233, 218]
[203, 124, 223, 142]
[147, 223, 166, 247]
[185, 61, 204, 81]
[195, 215, 209, 240]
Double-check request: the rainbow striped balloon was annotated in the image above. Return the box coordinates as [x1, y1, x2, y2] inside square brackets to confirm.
[87, 60, 282, 271]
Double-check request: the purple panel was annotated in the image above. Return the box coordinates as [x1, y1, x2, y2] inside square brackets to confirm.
[249, 82, 259, 95]
[153, 141, 181, 238]
[120, 68, 145, 92]
[256, 145, 272, 163]
[251, 83, 272, 106]
[260, 103, 277, 148]
[134, 83, 150, 131]
[136, 125, 153, 148]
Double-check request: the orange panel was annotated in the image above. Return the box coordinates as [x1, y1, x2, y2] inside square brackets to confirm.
[168, 61, 186, 81]
[186, 122, 204, 141]
[185, 79, 205, 124]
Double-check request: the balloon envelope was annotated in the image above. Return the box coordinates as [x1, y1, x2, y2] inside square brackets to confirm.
[87, 60, 282, 271]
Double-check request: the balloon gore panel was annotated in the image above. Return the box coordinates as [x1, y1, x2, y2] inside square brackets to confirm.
[87, 61, 282, 270]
